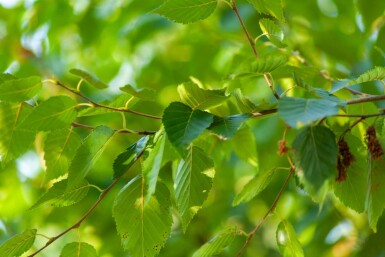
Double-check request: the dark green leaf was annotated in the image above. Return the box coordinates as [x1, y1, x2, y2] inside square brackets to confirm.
[59, 242, 98, 257]
[175, 146, 215, 231]
[0, 76, 41, 102]
[276, 220, 304, 257]
[70, 68, 108, 89]
[208, 114, 251, 139]
[18, 96, 78, 131]
[113, 176, 172, 257]
[252, 54, 288, 73]
[0, 229, 37, 257]
[0, 73, 16, 83]
[162, 102, 214, 151]
[292, 126, 337, 189]
[154, 0, 218, 24]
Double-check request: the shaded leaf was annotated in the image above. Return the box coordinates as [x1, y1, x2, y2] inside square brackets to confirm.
[208, 114, 251, 139]
[259, 18, 285, 47]
[0, 76, 41, 102]
[252, 54, 288, 74]
[113, 176, 172, 257]
[43, 128, 82, 182]
[0, 73, 16, 83]
[233, 169, 275, 206]
[67, 126, 115, 189]
[120, 84, 156, 101]
[162, 102, 213, 151]
[292, 126, 338, 189]
[175, 146, 215, 231]
[276, 220, 304, 257]
[0, 229, 36, 257]
[18, 96, 77, 131]
[177, 81, 228, 110]
[192, 226, 238, 257]
[59, 242, 98, 257]
[154, 0, 218, 24]
[232, 126, 258, 167]
[278, 97, 339, 128]
[31, 179, 89, 209]
[234, 89, 258, 113]
[70, 68, 108, 89]
[247, 0, 285, 22]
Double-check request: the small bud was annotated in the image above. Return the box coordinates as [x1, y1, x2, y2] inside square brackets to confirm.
[278, 139, 289, 156]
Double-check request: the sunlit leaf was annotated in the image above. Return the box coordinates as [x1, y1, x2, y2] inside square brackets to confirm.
[292, 126, 337, 189]
[113, 176, 172, 257]
[163, 102, 213, 151]
[252, 54, 288, 74]
[120, 84, 156, 101]
[233, 169, 275, 206]
[0, 229, 37, 257]
[18, 95, 78, 131]
[0, 76, 41, 102]
[30, 179, 90, 209]
[276, 220, 304, 257]
[234, 89, 258, 113]
[247, 0, 285, 22]
[175, 146, 215, 231]
[67, 126, 115, 189]
[208, 114, 251, 139]
[178, 81, 228, 110]
[192, 226, 238, 257]
[232, 126, 258, 167]
[154, 0, 218, 24]
[70, 68, 108, 89]
[259, 18, 285, 47]
[59, 242, 98, 257]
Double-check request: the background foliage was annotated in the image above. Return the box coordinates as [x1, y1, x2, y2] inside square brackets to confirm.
[1, 0, 385, 256]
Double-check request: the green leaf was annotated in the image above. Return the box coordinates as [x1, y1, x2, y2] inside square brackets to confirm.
[59, 242, 98, 257]
[192, 226, 238, 257]
[278, 97, 339, 128]
[0, 103, 35, 164]
[0, 73, 16, 83]
[67, 126, 115, 189]
[120, 84, 156, 101]
[30, 179, 90, 209]
[154, 0, 218, 24]
[234, 89, 258, 113]
[18, 96, 78, 131]
[233, 169, 275, 206]
[208, 114, 251, 139]
[366, 157, 385, 232]
[259, 18, 285, 47]
[70, 68, 108, 89]
[232, 126, 258, 167]
[331, 66, 385, 93]
[252, 54, 288, 74]
[113, 136, 150, 179]
[175, 146, 215, 231]
[0, 229, 37, 257]
[177, 81, 228, 110]
[143, 131, 166, 201]
[292, 126, 337, 189]
[113, 176, 172, 257]
[247, 0, 285, 22]
[162, 102, 214, 151]
[276, 220, 304, 257]
[43, 128, 82, 182]
[0, 76, 41, 102]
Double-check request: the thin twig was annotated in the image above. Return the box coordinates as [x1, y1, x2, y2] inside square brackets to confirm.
[236, 167, 295, 257]
[71, 122, 157, 135]
[347, 94, 385, 105]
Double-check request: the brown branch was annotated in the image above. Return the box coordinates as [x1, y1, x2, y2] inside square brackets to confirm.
[236, 167, 295, 257]
[347, 94, 385, 105]
[71, 122, 157, 135]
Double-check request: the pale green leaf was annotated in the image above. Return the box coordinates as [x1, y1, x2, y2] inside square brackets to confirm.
[177, 81, 228, 110]
[60, 242, 98, 257]
[44, 128, 82, 182]
[113, 176, 172, 257]
[113, 136, 150, 179]
[278, 97, 339, 128]
[233, 169, 275, 206]
[232, 126, 258, 167]
[259, 18, 285, 47]
[70, 68, 108, 89]
[208, 114, 251, 139]
[0, 76, 41, 102]
[247, 0, 285, 22]
[0, 103, 35, 164]
[67, 126, 115, 189]
[252, 54, 288, 74]
[162, 102, 214, 151]
[276, 220, 304, 257]
[292, 126, 337, 189]
[120, 84, 156, 101]
[192, 226, 238, 257]
[175, 146, 215, 231]
[18, 95, 78, 131]
[31, 179, 90, 209]
[0, 229, 37, 257]
[154, 0, 218, 24]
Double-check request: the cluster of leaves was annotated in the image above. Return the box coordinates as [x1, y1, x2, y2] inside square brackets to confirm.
[1, 0, 385, 257]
